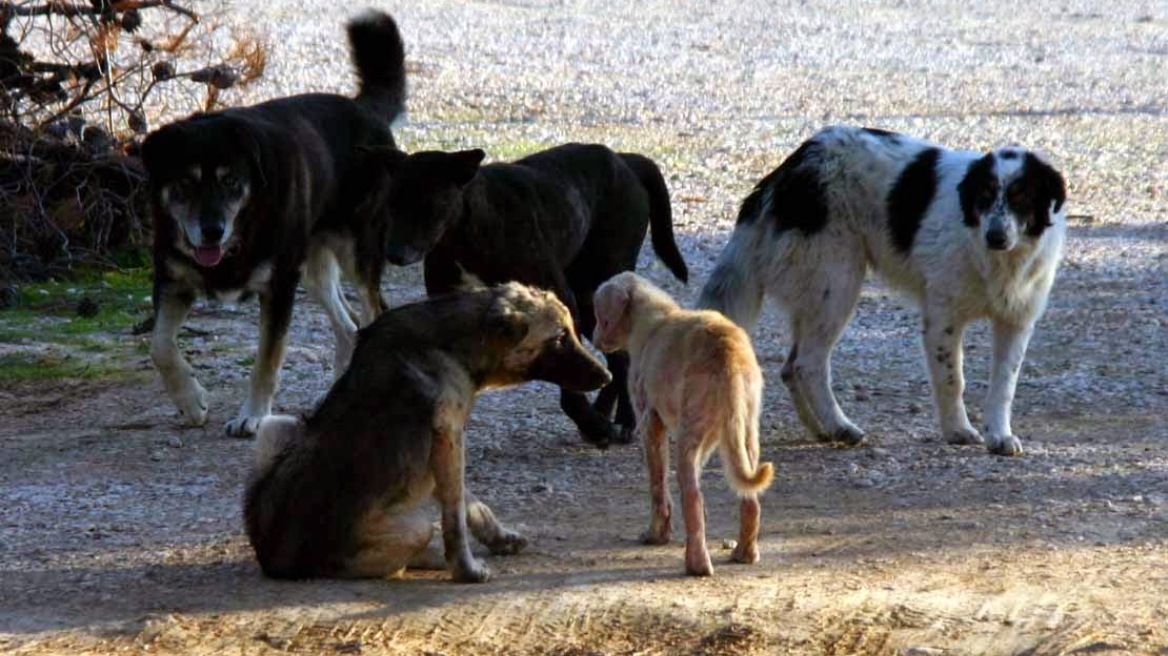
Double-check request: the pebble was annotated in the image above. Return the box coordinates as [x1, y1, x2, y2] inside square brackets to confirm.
[721, 539, 737, 550]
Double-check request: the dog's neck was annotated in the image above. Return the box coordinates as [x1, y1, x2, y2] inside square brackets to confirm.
[626, 290, 679, 354]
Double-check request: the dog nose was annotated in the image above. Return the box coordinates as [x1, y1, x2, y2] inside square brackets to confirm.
[985, 230, 1008, 250]
[201, 223, 224, 244]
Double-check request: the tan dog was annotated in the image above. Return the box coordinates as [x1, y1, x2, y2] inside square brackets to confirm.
[593, 272, 774, 576]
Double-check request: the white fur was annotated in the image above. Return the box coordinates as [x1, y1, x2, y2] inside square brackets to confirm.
[700, 126, 1066, 456]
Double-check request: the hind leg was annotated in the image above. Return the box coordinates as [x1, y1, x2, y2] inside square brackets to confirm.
[779, 260, 866, 446]
[466, 494, 528, 556]
[677, 433, 714, 576]
[305, 246, 359, 377]
[731, 494, 761, 564]
[342, 504, 435, 579]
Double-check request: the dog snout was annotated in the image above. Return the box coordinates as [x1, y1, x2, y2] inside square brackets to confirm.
[529, 342, 612, 392]
[200, 222, 225, 245]
[985, 229, 1009, 250]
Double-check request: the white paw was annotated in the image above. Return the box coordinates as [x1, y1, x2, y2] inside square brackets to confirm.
[173, 378, 209, 427]
[987, 433, 1023, 457]
[225, 413, 267, 438]
[945, 427, 985, 446]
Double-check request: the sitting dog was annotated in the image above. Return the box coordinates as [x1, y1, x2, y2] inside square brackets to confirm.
[142, 11, 407, 436]
[593, 272, 774, 577]
[244, 282, 612, 582]
[699, 125, 1067, 456]
[362, 143, 689, 448]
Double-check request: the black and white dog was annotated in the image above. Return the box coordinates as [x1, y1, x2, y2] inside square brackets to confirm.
[699, 126, 1066, 456]
[142, 11, 406, 436]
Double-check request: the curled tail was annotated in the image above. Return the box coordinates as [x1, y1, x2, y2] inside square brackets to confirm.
[347, 11, 407, 123]
[696, 221, 766, 330]
[719, 376, 773, 494]
[620, 152, 688, 283]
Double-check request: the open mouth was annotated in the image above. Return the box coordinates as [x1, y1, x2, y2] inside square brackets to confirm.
[193, 245, 225, 267]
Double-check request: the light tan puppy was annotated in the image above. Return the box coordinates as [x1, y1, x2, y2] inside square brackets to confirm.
[593, 272, 774, 576]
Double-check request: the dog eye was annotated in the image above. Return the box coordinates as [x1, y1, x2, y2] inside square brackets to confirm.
[220, 174, 239, 189]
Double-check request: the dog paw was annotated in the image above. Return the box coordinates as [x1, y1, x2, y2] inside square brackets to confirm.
[986, 433, 1023, 457]
[818, 425, 865, 446]
[225, 414, 267, 438]
[451, 558, 491, 584]
[730, 542, 759, 565]
[486, 530, 528, 556]
[946, 428, 985, 446]
[685, 550, 714, 577]
[174, 379, 209, 426]
[640, 527, 671, 545]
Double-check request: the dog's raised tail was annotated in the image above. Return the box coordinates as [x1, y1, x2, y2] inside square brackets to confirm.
[697, 221, 766, 330]
[620, 153, 688, 283]
[348, 10, 407, 123]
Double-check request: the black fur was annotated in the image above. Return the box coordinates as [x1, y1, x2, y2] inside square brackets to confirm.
[737, 140, 828, 235]
[1017, 153, 1067, 237]
[370, 143, 688, 448]
[141, 11, 407, 433]
[886, 147, 941, 254]
[957, 153, 997, 229]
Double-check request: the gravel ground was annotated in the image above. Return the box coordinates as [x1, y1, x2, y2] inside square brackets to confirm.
[1, 1, 1166, 655]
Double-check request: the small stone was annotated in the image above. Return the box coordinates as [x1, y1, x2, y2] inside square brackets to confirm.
[166, 436, 183, 448]
[721, 539, 737, 550]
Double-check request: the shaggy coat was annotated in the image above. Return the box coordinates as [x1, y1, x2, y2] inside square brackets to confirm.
[364, 143, 689, 448]
[244, 283, 612, 582]
[143, 11, 407, 436]
[594, 272, 773, 576]
[699, 125, 1067, 456]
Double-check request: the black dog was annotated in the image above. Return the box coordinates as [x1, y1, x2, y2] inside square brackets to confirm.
[142, 11, 406, 436]
[364, 143, 689, 447]
[245, 283, 612, 582]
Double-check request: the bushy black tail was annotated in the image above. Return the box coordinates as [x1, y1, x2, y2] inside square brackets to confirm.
[347, 11, 407, 123]
[619, 153, 688, 283]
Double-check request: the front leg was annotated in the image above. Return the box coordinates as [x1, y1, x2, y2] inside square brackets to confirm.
[431, 398, 489, 583]
[921, 306, 981, 446]
[226, 274, 297, 437]
[150, 287, 208, 426]
[984, 319, 1034, 456]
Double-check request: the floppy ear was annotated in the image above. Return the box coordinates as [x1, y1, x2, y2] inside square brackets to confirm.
[446, 149, 485, 186]
[1026, 153, 1066, 214]
[957, 154, 996, 228]
[228, 120, 267, 188]
[485, 302, 530, 347]
[595, 280, 633, 339]
[140, 125, 178, 178]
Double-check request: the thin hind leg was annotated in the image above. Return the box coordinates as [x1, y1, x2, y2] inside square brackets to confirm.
[304, 246, 359, 378]
[466, 493, 527, 556]
[779, 259, 866, 445]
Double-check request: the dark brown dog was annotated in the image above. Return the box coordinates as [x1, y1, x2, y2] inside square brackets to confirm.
[244, 283, 612, 582]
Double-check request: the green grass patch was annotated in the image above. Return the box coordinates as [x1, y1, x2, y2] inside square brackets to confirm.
[0, 352, 127, 382]
[0, 267, 152, 343]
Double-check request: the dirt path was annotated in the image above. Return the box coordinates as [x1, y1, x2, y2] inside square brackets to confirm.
[3, 1, 1168, 654]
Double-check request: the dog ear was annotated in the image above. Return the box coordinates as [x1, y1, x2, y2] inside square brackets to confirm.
[140, 125, 178, 177]
[486, 302, 530, 347]
[228, 121, 267, 188]
[1024, 153, 1066, 224]
[446, 149, 485, 186]
[957, 154, 996, 229]
[359, 145, 408, 174]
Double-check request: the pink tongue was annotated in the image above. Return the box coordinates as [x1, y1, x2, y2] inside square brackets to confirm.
[194, 246, 223, 267]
